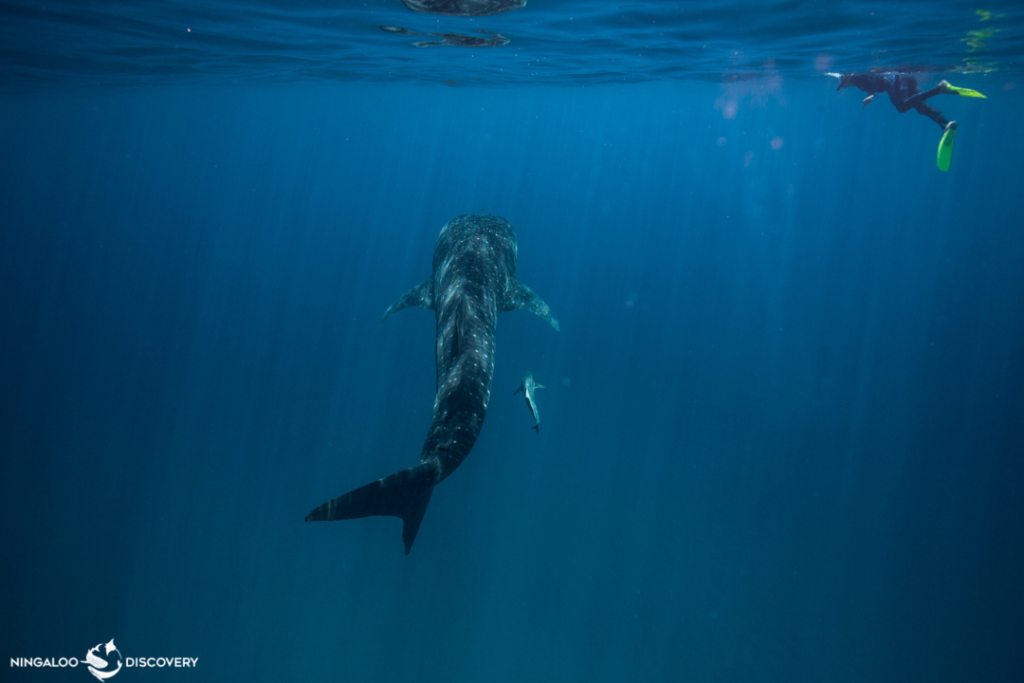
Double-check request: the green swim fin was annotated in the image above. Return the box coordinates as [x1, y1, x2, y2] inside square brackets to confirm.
[937, 125, 957, 172]
[945, 84, 987, 98]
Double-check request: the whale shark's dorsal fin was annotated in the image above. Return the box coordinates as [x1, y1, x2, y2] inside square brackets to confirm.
[382, 278, 434, 320]
[504, 279, 560, 331]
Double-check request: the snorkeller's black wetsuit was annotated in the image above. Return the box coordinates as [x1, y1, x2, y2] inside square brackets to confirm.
[838, 72, 950, 129]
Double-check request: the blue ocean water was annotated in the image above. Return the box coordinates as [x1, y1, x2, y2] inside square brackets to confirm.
[2, 2, 1023, 682]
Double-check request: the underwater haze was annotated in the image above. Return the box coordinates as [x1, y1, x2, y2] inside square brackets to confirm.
[2, 1, 1024, 682]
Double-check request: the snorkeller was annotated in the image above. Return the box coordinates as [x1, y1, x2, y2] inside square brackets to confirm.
[826, 71, 986, 171]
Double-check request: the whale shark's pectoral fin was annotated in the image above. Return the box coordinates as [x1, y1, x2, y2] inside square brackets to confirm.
[382, 278, 434, 321]
[504, 279, 560, 331]
[305, 459, 440, 555]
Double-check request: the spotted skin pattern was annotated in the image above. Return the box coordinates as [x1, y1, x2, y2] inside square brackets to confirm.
[306, 214, 558, 553]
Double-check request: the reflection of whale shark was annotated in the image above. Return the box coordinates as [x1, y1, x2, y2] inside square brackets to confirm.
[398, 0, 526, 16]
[306, 215, 558, 554]
[514, 372, 544, 434]
[381, 25, 510, 48]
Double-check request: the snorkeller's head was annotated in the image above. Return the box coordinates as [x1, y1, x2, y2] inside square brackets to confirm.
[826, 72, 852, 91]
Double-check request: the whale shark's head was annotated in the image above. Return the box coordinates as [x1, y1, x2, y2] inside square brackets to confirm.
[433, 214, 517, 276]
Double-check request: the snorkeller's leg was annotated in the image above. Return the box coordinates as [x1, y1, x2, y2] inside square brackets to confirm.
[912, 102, 950, 129]
[885, 88, 913, 113]
[903, 81, 985, 109]
[908, 80, 984, 129]
[904, 85, 945, 107]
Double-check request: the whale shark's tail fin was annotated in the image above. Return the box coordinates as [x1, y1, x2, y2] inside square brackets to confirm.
[305, 460, 439, 555]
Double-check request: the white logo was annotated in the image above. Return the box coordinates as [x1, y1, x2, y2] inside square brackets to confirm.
[9, 639, 198, 677]
[85, 640, 122, 681]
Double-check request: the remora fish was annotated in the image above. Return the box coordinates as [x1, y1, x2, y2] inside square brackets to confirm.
[513, 372, 544, 434]
[305, 214, 558, 554]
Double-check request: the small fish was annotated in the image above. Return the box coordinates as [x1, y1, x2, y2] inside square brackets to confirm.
[513, 372, 544, 434]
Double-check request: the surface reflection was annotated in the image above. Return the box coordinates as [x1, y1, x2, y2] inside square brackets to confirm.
[381, 26, 510, 48]
[398, 0, 526, 17]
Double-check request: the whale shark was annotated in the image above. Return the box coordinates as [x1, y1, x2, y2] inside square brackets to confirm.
[305, 214, 558, 554]
[513, 372, 544, 434]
